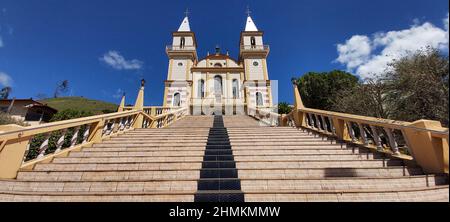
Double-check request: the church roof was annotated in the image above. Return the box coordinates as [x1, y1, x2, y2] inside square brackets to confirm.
[178, 16, 191, 32]
[244, 16, 258, 31]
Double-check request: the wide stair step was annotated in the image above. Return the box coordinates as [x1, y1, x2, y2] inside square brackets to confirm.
[1, 115, 447, 202]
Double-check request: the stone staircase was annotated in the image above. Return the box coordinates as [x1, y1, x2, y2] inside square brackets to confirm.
[0, 115, 448, 202]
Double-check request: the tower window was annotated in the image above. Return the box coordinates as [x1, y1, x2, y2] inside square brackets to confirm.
[250, 36, 256, 48]
[178, 62, 183, 66]
[180, 37, 185, 49]
[214, 63, 222, 68]
[253, 61, 259, 66]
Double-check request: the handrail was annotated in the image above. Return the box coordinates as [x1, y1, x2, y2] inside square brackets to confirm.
[299, 107, 449, 135]
[0, 107, 189, 179]
[0, 110, 140, 140]
[282, 106, 449, 174]
[247, 106, 280, 127]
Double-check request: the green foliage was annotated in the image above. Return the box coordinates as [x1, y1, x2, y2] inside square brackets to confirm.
[40, 96, 118, 115]
[294, 70, 359, 110]
[50, 109, 93, 122]
[384, 47, 449, 126]
[295, 47, 448, 126]
[24, 110, 91, 161]
[278, 102, 292, 114]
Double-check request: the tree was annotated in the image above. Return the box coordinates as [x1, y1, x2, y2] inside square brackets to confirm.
[331, 77, 390, 118]
[384, 47, 449, 126]
[294, 70, 359, 110]
[0, 86, 12, 99]
[278, 102, 292, 114]
[54, 80, 69, 98]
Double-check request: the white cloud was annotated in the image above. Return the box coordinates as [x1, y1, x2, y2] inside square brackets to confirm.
[100, 51, 143, 70]
[335, 35, 372, 70]
[0, 72, 12, 86]
[112, 88, 125, 99]
[335, 13, 449, 79]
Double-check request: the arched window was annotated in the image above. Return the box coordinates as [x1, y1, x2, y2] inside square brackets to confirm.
[256, 92, 263, 106]
[214, 75, 223, 95]
[198, 79, 205, 98]
[180, 37, 185, 49]
[214, 63, 222, 68]
[250, 36, 256, 48]
[232, 79, 239, 99]
[173, 92, 181, 106]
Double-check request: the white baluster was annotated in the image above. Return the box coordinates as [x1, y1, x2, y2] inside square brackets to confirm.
[83, 124, 91, 143]
[70, 126, 81, 147]
[55, 129, 68, 153]
[315, 115, 322, 130]
[357, 123, 368, 145]
[328, 118, 336, 135]
[37, 134, 50, 159]
[347, 122, 357, 142]
[370, 125, 383, 151]
[384, 128, 400, 155]
[102, 120, 109, 135]
[321, 116, 328, 133]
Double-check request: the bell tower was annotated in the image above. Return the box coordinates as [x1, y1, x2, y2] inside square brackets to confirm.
[239, 10, 272, 107]
[163, 13, 198, 107]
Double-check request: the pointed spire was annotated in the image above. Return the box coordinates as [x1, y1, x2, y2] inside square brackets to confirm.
[178, 9, 191, 32]
[244, 7, 258, 31]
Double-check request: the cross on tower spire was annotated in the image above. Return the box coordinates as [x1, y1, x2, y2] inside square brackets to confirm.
[246, 6, 251, 17]
[184, 8, 190, 18]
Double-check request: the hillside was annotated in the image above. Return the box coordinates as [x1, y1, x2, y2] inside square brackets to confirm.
[39, 97, 118, 115]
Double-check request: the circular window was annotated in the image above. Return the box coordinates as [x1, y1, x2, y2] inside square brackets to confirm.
[253, 61, 259, 66]
[178, 62, 183, 66]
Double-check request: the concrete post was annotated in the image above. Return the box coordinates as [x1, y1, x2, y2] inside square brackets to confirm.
[292, 84, 306, 127]
[133, 80, 145, 128]
[117, 94, 126, 112]
[403, 120, 449, 174]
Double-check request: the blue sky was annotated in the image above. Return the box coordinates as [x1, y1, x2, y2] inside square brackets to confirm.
[0, 0, 448, 106]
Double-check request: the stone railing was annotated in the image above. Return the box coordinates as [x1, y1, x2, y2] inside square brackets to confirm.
[141, 107, 188, 128]
[240, 45, 270, 52]
[123, 106, 179, 115]
[0, 107, 188, 179]
[247, 106, 280, 126]
[282, 85, 449, 175]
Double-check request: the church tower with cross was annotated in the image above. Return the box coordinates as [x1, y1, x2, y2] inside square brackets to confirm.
[162, 9, 273, 115]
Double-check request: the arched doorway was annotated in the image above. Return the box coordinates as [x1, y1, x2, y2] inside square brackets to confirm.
[173, 92, 181, 106]
[198, 79, 205, 98]
[256, 92, 263, 106]
[232, 79, 239, 99]
[214, 75, 223, 96]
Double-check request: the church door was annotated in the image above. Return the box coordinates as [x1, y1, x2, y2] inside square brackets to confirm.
[173, 92, 181, 106]
[214, 76, 223, 103]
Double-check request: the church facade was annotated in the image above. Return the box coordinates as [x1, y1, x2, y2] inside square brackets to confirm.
[162, 14, 273, 115]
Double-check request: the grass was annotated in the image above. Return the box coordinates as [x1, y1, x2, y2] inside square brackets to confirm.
[39, 97, 118, 115]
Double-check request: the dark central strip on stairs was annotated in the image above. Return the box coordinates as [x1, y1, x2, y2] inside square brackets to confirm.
[194, 116, 245, 202]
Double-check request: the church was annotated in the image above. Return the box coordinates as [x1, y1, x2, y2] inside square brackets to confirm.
[162, 13, 273, 115]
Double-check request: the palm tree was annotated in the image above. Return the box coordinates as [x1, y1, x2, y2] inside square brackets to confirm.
[0, 87, 12, 99]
